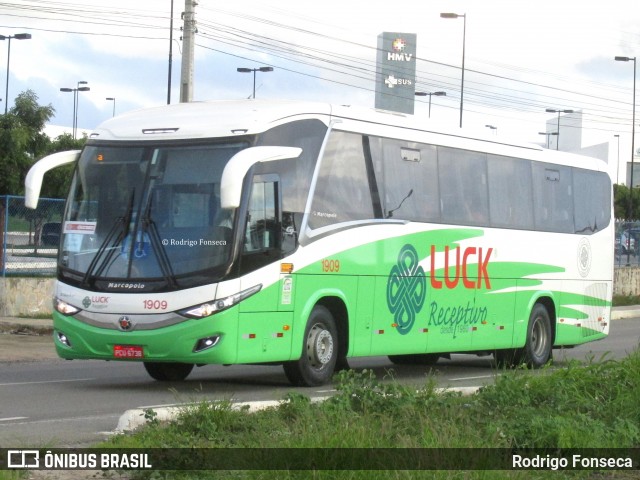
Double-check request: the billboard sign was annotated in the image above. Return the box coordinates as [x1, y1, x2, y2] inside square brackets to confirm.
[375, 32, 417, 114]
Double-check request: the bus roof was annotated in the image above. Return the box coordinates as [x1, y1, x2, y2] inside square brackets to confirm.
[88, 99, 608, 173]
[90, 99, 332, 141]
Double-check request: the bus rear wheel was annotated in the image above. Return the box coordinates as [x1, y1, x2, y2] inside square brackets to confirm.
[495, 303, 552, 369]
[523, 303, 552, 368]
[283, 305, 338, 387]
[143, 362, 194, 381]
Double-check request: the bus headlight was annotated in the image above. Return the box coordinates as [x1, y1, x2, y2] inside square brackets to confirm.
[54, 297, 81, 316]
[178, 284, 262, 319]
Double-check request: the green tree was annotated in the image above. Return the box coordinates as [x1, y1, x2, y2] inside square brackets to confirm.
[613, 184, 640, 221]
[0, 89, 55, 196]
[12, 89, 55, 160]
[0, 113, 31, 195]
[0, 90, 55, 267]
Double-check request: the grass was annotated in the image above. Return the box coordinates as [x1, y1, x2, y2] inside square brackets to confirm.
[612, 295, 640, 307]
[98, 350, 640, 480]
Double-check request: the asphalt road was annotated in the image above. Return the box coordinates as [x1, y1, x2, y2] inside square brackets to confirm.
[1, 318, 639, 448]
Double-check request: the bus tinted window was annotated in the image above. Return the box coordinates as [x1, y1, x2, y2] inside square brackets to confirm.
[487, 154, 534, 229]
[309, 131, 375, 229]
[371, 138, 440, 222]
[438, 147, 489, 226]
[573, 169, 611, 233]
[532, 162, 574, 233]
[305, 130, 610, 236]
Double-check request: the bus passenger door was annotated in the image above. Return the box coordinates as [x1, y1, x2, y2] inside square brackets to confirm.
[237, 175, 293, 362]
[239, 174, 282, 284]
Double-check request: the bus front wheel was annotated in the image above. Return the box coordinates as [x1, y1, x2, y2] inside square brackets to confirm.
[283, 305, 338, 387]
[143, 362, 194, 381]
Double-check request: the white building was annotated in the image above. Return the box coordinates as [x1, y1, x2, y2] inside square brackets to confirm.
[541, 111, 639, 186]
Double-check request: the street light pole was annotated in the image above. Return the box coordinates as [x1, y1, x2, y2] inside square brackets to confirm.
[236, 67, 274, 99]
[415, 91, 446, 118]
[0, 33, 32, 114]
[106, 97, 116, 117]
[545, 108, 574, 150]
[538, 131, 558, 149]
[440, 13, 466, 128]
[615, 55, 637, 265]
[538, 131, 557, 149]
[60, 81, 90, 139]
[614, 134, 620, 185]
[167, 0, 174, 104]
[75, 81, 89, 138]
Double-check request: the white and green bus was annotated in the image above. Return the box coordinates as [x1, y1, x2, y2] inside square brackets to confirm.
[25, 100, 613, 385]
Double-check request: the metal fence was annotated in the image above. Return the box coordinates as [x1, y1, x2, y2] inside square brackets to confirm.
[615, 220, 640, 268]
[1, 195, 65, 276]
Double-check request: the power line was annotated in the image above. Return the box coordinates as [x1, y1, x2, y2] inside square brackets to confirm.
[3, 0, 637, 133]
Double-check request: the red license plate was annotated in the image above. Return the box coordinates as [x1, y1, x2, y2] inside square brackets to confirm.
[113, 345, 144, 359]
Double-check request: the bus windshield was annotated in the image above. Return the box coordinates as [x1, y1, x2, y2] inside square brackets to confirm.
[60, 141, 248, 291]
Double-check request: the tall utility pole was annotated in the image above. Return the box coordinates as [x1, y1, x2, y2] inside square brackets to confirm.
[180, 0, 197, 103]
[167, 0, 174, 104]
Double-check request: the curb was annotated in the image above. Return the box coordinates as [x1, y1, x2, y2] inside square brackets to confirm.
[115, 398, 321, 433]
[611, 307, 640, 320]
[114, 387, 480, 434]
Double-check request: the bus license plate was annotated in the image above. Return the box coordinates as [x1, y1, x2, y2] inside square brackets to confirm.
[113, 345, 144, 359]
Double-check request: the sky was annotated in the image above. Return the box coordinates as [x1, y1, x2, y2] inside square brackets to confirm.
[1, 0, 639, 182]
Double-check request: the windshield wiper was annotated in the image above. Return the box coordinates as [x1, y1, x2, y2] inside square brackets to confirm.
[80, 190, 135, 288]
[141, 199, 179, 290]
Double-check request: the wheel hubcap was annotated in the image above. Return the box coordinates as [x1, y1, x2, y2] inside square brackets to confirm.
[307, 324, 334, 368]
[532, 317, 548, 357]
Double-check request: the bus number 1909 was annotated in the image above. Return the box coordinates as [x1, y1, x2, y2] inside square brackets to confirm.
[321, 259, 340, 273]
[143, 300, 168, 310]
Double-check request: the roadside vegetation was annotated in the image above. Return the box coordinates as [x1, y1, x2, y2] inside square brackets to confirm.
[613, 294, 640, 307]
[2, 300, 638, 480]
[94, 349, 640, 480]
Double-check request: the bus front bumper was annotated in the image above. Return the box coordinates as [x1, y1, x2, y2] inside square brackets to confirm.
[52, 310, 239, 364]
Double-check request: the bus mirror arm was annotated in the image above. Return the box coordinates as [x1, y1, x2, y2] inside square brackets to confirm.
[220, 146, 302, 209]
[24, 150, 81, 209]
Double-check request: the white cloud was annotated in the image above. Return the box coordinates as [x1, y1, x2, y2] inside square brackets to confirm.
[2, 0, 639, 181]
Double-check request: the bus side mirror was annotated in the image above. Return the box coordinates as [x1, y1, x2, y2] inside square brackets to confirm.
[220, 146, 302, 209]
[25, 150, 81, 209]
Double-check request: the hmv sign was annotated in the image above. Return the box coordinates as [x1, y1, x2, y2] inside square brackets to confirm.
[374, 32, 417, 114]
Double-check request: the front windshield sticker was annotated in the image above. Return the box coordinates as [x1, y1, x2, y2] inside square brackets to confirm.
[281, 276, 293, 305]
[64, 234, 83, 253]
[63, 221, 97, 235]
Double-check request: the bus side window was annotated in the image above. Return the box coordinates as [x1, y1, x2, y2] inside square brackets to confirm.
[240, 175, 281, 274]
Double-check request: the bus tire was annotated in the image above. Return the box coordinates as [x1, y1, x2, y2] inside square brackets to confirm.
[143, 362, 194, 381]
[283, 305, 338, 387]
[523, 303, 553, 368]
[388, 353, 440, 365]
[495, 304, 552, 369]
